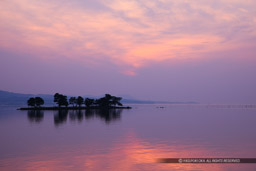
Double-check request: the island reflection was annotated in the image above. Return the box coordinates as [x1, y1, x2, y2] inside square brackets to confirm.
[54, 109, 122, 125]
[27, 109, 123, 125]
[27, 110, 44, 123]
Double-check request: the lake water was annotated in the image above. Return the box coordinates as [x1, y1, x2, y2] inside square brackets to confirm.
[0, 105, 256, 171]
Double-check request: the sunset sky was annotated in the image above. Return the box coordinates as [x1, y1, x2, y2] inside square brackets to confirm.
[0, 0, 256, 103]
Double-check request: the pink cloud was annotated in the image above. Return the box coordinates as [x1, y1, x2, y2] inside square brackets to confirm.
[0, 0, 256, 75]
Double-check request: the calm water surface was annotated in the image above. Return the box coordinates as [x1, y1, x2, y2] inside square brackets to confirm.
[0, 105, 256, 171]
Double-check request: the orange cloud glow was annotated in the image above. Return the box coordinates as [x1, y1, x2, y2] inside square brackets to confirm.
[0, 0, 255, 75]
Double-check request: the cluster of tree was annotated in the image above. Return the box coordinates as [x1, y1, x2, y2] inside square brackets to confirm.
[95, 94, 122, 107]
[27, 93, 123, 108]
[54, 93, 68, 107]
[27, 97, 44, 107]
[54, 93, 123, 108]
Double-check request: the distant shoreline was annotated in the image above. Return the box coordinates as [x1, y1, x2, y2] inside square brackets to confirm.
[18, 106, 132, 110]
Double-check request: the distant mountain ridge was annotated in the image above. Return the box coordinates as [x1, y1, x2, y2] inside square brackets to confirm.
[0, 90, 54, 106]
[0, 90, 198, 106]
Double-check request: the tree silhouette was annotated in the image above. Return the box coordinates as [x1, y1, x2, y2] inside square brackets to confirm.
[54, 93, 60, 106]
[69, 97, 77, 107]
[95, 94, 123, 107]
[85, 98, 94, 107]
[111, 96, 122, 106]
[27, 97, 35, 107]
[64, 99, 68, 107]
[24, 93, 127, 110]
[35, 97, 44, 107]
[54, 93, 68, 107]
[95, 97, 109, 107]
[76, 96, 84, 107]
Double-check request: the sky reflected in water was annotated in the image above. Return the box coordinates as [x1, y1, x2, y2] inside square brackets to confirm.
[0, 105, 256, 170]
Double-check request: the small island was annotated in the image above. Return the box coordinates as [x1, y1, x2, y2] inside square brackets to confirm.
[18, 93, 131, 110]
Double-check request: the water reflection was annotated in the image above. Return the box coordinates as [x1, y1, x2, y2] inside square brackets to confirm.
[0, 132, 253, 171]
[85, 109, 122, 123]
[52, 109, 123, 126]
[54, 110, 68, 126]
[27, 110, 44, 123]
[1, 106, 256, 171]
[69, 110, 83, 122]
